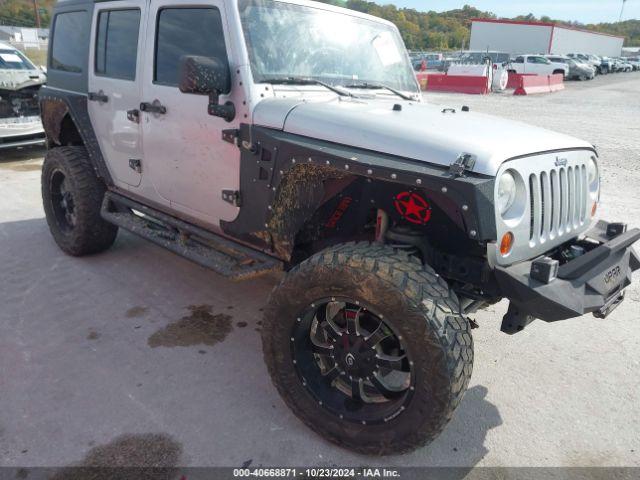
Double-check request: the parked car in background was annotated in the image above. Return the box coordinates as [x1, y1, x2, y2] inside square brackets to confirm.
[626, 57, 640, 70]
[411, 52, 444, 71]
[438, 51, 464, 72]
[545, 55, 595, 80]
[567, 53, 602, 73]
[459, 51, 511, 65]
[510, 55, 568, 77]
[614, 58, 634, 72]
[585, 54, 602, 71]
[598, 57, 613, 74]
[0, 41, 46, 149]
[609, 57, 624, 73]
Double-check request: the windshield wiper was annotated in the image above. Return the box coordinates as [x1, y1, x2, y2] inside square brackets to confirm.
[343, 82, 413, 100]
[261, 77, 353, 97]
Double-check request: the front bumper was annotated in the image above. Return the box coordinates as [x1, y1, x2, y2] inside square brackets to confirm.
[494, 221, 640, 334]
[0, 115, 45, 149]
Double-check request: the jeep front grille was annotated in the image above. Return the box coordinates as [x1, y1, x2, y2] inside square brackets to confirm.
[492, 150, 595, 266]
[528, 164, 588, 246]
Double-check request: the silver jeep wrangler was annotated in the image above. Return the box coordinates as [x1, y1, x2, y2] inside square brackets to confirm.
[40, 0, 639, 454]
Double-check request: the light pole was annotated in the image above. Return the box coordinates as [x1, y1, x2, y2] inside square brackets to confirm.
[619, 0, 627, 22]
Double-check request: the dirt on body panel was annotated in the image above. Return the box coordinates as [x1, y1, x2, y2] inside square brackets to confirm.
[268, 163, 350, 259]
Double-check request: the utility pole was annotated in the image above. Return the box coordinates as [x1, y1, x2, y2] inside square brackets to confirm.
[619, 0, 627, 22]
[33, 0, 41, 28]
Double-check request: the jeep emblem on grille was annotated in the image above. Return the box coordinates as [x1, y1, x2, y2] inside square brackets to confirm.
[554, 157, 568, 167]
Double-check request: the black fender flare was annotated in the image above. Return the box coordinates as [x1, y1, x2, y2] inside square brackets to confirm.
[39, 87, 112, 184]
[221, 125, 496, 261]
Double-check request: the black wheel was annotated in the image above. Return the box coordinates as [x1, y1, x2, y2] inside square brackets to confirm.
[42, 146, 118, 256]
[262, 242, 473, 454]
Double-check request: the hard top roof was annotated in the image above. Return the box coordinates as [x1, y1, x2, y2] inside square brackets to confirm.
[53, 0, 396, 28]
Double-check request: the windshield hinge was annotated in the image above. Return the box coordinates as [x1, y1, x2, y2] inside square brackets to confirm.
[450, 153, 476, 177]
[222, 189, 242, 207]
[222, 129, 240, 146]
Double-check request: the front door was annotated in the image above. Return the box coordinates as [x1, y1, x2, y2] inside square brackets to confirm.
[88, 0, 146, 188]
[140, 0, 240, 226]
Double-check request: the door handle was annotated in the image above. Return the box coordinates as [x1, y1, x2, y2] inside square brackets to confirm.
[140, 100, 167, 115]
[88, 91, 109, 103]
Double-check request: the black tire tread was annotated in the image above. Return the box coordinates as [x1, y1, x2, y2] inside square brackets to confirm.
[42, 146, 118, 256]
[262, 242, 473, 455]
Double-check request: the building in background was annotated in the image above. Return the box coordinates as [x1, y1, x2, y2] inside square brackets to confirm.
[0, 26, 48, 52]
[470, 19, 624, 57]
[0, 27, 48, 44]
[622, 47, 640, 56]
[0, 28, 11, 43]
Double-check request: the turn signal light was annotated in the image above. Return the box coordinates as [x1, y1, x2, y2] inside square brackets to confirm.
[592, 202, 598, 217]
[500, 232, 514, 256]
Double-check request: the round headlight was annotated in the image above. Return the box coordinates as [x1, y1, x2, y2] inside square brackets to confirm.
[588, 157, 599, 193]
[497, 171, 517, 215]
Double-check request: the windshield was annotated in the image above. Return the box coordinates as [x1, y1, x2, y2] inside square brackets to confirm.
[238, 0, 417, 92]
[0, 49, 37, 70]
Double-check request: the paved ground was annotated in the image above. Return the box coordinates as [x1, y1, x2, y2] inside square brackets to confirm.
[1, 72, 640, 470]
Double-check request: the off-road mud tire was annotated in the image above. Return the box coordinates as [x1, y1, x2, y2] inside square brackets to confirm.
[262, 242, 474, 455]
[42, 146, 118, 256]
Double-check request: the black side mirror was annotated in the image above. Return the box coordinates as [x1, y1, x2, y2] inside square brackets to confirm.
[178, 55, 235, 122]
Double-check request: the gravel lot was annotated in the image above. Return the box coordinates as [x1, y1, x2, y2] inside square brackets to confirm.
[1, 73, 640, 471]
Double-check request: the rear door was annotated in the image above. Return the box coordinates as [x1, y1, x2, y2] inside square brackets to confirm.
[140, 0, 240, 226]
[88, 1, 146, 188]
